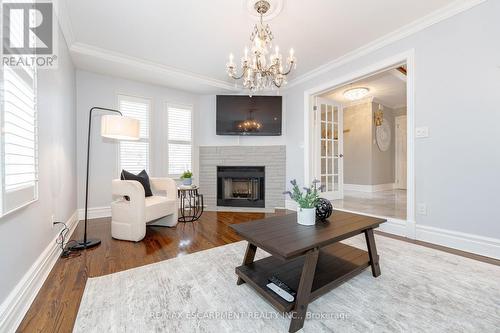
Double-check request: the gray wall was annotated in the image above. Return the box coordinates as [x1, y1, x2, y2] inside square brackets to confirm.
[343, 102, 396, 186]
[343, 102, 372, 185]
[0, 26, 77, 304]
[371, 102, 396, 185]
[284, 1, 500, 238]
[76, 71, 198, 209]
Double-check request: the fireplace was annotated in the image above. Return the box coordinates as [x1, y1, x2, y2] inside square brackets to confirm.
[217, 166, 265, 208]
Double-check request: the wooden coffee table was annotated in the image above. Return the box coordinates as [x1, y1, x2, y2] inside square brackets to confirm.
[231, 210, 386, 332]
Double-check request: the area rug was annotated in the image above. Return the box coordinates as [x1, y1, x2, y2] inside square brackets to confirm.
[74, 234, 500, 332]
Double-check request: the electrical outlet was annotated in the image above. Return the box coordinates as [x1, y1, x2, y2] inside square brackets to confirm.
[415, 127, 429, 138]
[417, 203, 427, 215]
[51, 214, 56, 226]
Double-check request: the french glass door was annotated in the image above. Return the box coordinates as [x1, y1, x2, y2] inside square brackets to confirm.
[314, 97, 344, 200]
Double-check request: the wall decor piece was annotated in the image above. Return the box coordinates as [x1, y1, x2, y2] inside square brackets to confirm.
[374, 104, 384, 126]
[376, 120, 391, 151]
[315, 198, 333, 221]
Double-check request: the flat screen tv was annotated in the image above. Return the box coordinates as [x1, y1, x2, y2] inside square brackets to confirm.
[216, 95, 282, 136]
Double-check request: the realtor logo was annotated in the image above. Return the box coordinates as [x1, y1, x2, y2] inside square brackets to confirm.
[2, 1, 58, 68]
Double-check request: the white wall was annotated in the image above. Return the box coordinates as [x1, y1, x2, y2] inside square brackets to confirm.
[0, 27, 77, 306]
[76, 71, 198, 210]
[284, 1, 500, 239]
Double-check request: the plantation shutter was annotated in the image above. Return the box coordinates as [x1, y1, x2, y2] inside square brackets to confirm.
[118, 95, 150, 174]
[1, 65, 38, 215]
[167, 104, 192, 176]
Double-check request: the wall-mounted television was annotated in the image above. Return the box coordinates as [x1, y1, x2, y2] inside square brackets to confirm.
[216, 95, 282, 136]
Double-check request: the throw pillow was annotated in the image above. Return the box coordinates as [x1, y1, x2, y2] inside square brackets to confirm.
[121, 169, 153, 198]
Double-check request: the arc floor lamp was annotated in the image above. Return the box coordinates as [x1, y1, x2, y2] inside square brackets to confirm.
[70, 107, 140, 250]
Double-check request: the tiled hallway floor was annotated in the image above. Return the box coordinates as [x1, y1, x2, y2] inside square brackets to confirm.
[332, 189, 407, 220]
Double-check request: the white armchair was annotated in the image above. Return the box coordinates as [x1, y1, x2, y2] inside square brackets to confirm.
[111, 177, 178, 242]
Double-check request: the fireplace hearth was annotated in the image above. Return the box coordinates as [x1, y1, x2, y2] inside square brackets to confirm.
[217, 166, 265, 208]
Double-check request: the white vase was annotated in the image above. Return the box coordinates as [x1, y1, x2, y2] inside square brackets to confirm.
[297, 207, 316, 226]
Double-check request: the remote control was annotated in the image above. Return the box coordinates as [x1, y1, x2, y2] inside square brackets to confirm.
[266, 276, 296, 302]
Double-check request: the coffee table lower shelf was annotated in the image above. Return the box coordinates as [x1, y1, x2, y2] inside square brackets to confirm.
[235, 242, 370, 313]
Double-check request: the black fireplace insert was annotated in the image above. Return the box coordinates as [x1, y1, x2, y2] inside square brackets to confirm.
[217, 166, 265, 208]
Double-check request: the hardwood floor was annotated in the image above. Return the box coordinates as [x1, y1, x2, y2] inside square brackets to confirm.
[17, 210, 499, 332]
[17, 210, 288, 333]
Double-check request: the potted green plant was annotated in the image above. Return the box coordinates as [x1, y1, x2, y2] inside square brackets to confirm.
[180, 170, 193, 186]
[283, 179, 323, 225]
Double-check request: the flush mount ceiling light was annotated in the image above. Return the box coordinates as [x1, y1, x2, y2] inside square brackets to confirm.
[343, 87, 370, 101]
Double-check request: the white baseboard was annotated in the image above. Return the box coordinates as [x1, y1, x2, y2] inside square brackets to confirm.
[0, 210, 79, 333]
[416, 224, 500, 260]
[378, 219, 408, 237]
[344, 183, 396, 192]
[279, 202, 499, 260]
[333, 207, 408, 237]
[77, 206, 111, 220]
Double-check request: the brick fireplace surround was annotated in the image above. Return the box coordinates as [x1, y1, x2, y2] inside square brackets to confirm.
[199, 145, 286, 212]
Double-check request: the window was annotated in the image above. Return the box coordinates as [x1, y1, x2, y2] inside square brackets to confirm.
[0, 64, 38, 216]
[118, 95, 150, 174]
[167, 104, 192, 176]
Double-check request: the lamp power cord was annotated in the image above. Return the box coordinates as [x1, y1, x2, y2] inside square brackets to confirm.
[53, 221, 81, 259]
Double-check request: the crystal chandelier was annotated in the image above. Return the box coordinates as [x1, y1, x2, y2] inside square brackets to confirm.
[226, 0, 296, 93]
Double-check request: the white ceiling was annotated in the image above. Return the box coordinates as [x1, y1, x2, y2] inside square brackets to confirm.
[322, 68, 407, 108]
[62, 0, 464, 93]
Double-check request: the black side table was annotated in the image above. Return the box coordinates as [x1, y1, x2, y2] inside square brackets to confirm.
[177, 186, 204, 222]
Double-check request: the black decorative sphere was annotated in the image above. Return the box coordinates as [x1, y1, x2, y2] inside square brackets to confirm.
[316, 198, 333, 221]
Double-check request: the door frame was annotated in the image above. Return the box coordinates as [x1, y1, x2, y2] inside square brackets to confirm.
[303, 49, 416, 239]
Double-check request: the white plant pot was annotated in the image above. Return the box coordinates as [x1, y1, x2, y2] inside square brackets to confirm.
[297, 207, 316, 226]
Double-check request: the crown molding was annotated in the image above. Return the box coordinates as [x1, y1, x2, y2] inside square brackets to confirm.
[286, 0, 487, 89]
[70, 43, 239, 92]
[369, 97, 405, 110]
[389, 68, 407, 82]
[324, 94, 405, 110]
[341, 96, 376, 108]
[343, 96, 398, 110]
[58, 0, 485, 93]
[391, 104, 407, 110]
[53, 0, 76, 47]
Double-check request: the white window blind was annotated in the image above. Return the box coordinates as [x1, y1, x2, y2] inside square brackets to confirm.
[167, 104, 192, 176]
[1, 64, 38, 215]
[118, 95, 150, 174]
